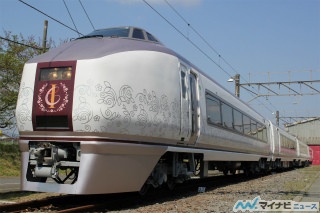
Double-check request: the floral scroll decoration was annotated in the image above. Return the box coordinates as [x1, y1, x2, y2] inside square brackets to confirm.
[16, 82, 33, 130]
[73, 80, 180, 138]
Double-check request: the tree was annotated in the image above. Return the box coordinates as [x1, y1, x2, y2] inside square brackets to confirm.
[0, 32, 43, 129]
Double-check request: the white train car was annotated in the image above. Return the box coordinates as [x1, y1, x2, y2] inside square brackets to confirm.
[16, 26, 310, 194]
[297, 139, 312, 166]
[196, 72, 271, 175]
[269, 122, 298, 168]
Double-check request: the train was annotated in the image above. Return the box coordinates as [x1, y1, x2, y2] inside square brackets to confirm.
[16, 26, 312, 194]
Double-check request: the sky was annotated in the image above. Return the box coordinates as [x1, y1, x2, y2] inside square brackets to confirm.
[1, 0, 320, 135]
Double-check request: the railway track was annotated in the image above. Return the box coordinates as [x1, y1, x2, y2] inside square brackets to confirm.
[0, 192, 139, 213]
[0, 172, 280, 212]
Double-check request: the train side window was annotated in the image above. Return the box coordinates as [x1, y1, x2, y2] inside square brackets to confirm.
[206, 94, 222, 125]
[221, 102, 233, 129]
[180, 71, 187, 99]
[262, 126, 268, 142]
[280, 134, 287, 148]
[280, 134, 296, 149]
[257, 122, 264, 140]
[132, 29, 145, 40]
[250, 120, 257, 137]
[243, 115, 251, 135]
[233, 109, 243, 133]
[290, 139, 297, 150]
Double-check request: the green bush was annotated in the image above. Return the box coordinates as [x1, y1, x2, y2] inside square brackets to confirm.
[0, 142, 19, 153]
[0, 142, 21, 176]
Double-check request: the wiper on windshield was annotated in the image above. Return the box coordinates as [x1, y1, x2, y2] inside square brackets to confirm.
[77, 35, 103, 40]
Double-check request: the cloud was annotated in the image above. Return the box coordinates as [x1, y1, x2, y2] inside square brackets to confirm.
[110, 0, 202, 7]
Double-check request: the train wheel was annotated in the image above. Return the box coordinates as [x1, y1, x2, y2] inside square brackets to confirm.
[244, 169, 252, 177]
[138, 183, 150, 196]
[167, 179, 176, 191]
[230, 169, 236, 175]
[223, 170, 228, 176]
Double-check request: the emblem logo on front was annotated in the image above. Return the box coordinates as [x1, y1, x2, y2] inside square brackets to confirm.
[45, 84, 61, 109]
[37, 82, 69, 113]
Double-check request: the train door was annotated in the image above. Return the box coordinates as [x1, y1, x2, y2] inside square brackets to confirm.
[179, 64, 190, 142]
[179, 63, 200, 145]
[189, 71, 200, 144]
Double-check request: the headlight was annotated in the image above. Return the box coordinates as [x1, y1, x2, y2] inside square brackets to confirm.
[40, 67, 72, 81]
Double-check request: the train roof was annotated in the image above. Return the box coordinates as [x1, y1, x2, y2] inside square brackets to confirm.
[28, 26, 177, 63]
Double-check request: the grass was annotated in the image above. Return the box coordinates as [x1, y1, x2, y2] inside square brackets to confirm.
[0, 142, 21, 177]
[283, 165, 320, 199]
[0, 142, 63, 203]
[0, 142, 74, 177]
[0, 191, 35, 201]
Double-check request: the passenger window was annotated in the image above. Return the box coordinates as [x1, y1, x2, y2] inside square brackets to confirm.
[206, 94, 221, 125]
[257, 123, 263, 140]
[221, 102, 233, 129]
[180, 71, 187, 99]
[233, 109, 243, 133]
[205, 89, 268, 142]
[262, 126, 268, 142]
[281, 134, 289, 148]
[250, 120, 257, 137]
[243, 115, 251, 135]
[132, 29, 145, 40]
[290, 139, 296, 149]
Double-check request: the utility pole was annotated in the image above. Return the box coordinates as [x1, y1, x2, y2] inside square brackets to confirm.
[234, 74, 240, 97]
[276, 110, 279, 126]
[227, 74, 240, 97]
[42, 20, 48, 53]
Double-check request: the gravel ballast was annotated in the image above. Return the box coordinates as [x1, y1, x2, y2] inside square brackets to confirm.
[111, 166, 320, 213]
[1, 166, 319, 213]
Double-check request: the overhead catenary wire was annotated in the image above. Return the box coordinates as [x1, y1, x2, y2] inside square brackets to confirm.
[164, 0, 238, 76]
[163, 0, 257, 86]
[18, 0, 83, 36]
[163, 1, 284, 118]
[145, 0, 283, 123]
[63, 0, 81, 37]
[142, 0, 233, 78]
[0, 36, 42, 50]
[79, 0, 95, 30]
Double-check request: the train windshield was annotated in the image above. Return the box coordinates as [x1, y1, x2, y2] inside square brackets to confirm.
[79, 27, 130, 39]
[77, 27, 161, 44]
